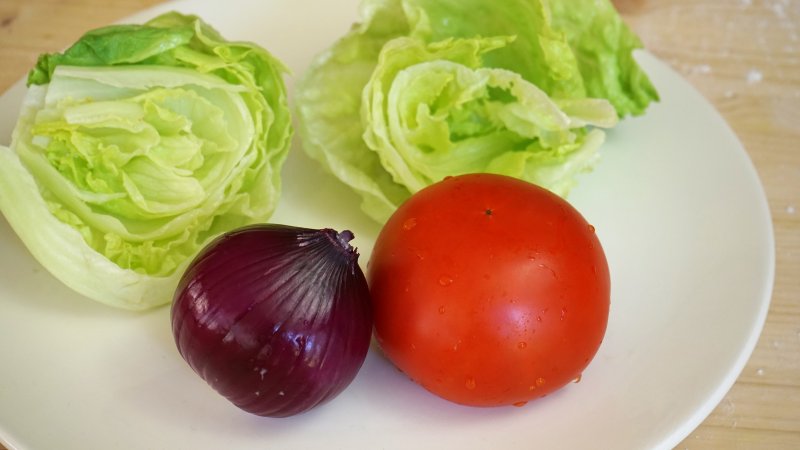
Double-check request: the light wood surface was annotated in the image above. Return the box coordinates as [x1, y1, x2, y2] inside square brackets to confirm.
[0, 0, 797, 448]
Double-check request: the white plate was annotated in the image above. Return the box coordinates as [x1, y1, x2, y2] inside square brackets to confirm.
[0, 1, 775, 449]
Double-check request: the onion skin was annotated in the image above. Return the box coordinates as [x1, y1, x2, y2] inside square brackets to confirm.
[171, 224, 373, 418]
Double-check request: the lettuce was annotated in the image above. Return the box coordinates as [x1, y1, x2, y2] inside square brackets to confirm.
[296, 0, 658, 222]
[0, 12, 292, 310]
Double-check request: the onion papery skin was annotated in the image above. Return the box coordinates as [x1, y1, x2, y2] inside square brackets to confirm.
[171, 224, 373, 418]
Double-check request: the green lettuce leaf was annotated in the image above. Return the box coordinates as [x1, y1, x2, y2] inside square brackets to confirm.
[296, 0, 653, 222]
[362, 36, 617, 193]
[547, 0, 659, 117]
[0, 12, 292, 310]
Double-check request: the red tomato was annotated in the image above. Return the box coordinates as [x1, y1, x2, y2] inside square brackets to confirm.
[367, 173, 610, 407]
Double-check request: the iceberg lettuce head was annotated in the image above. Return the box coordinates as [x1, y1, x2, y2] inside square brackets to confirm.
[0, 12, 292, 310]
[296, 0, 658, 222]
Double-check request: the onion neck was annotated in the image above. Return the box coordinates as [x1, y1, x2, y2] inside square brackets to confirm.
[321, 229, 359, 262]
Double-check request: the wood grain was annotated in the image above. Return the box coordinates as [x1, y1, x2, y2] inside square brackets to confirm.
[0, 0, 798, 448]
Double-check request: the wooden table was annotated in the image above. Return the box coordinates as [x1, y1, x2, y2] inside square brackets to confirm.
[0, 0, 797, 448]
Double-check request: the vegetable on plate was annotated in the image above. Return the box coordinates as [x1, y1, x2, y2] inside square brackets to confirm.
[0, 12, 292, 310]
[295, 0, 659, 223]
[368, 173, 610, 407]
[171, 224, 373, 417]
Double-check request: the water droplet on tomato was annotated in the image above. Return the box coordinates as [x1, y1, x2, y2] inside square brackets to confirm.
[538, 263, 557, 278]
[438, 305, 446, 314]
[438, 275, 453, 286]
[465, 376, 476, 390]
[573, 374, 582, 383]
[517, 341, 527, 349]
[513, 401, 528, 407]
[560, 307, 567, 321]
[536, 377, 546, 387]
[588, 224, 596, 233]
[403, 218, 417, 230]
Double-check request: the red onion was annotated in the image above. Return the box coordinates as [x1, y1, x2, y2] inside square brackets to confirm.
[171, 224, 373, 418]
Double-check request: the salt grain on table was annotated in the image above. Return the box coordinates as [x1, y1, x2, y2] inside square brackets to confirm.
[746, 68, 763, 84]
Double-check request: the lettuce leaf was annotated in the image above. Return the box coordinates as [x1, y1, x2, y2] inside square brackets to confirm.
[547, 0, 659, 117]
[296, 0, 655, 222]
[0, 12, 292, 310]
[362, 36, 617, 193]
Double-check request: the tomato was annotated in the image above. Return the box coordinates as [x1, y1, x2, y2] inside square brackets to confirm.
[367, 173, 610, 407]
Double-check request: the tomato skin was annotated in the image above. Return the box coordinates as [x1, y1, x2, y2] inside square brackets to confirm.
[367, 173, 610, 407]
